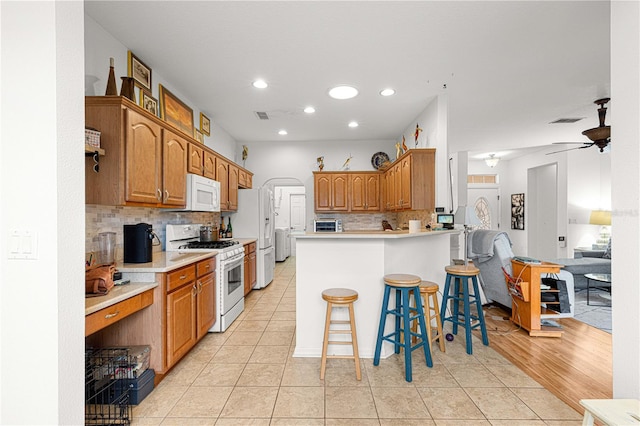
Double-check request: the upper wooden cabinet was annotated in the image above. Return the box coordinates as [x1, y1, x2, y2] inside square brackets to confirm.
[86, 97, 188, 207]
[314, 173, 349, 212]
[312, 149, 435, 214]
[384, 149, 435, 211]
[85, 96, 252, 207]
[350, 173, 381, 212]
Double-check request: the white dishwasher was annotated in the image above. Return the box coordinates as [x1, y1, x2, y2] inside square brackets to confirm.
[275, 228, 290, 262]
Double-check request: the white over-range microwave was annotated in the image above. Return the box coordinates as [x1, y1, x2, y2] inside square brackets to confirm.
[181, 174, 221, 212]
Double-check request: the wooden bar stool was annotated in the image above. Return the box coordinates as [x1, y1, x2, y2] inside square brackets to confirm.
[320, 288, 361, 381]
[411, 281, 446, 353]
[374, 274, 433, 382]
[440, 265, 489, 355]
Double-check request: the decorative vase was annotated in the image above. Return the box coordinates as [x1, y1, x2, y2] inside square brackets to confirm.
[120, 77, 136, 103]
[105, 57, 118, 96]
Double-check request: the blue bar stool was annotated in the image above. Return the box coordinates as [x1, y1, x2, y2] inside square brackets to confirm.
[374, 273, 433, 382]
[440, 265, 489, 354]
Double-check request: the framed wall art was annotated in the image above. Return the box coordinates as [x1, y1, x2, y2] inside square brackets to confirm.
[194, 128, 204, 144]
[511, 193, 525, 230]
[140, 91, 158, 117]
[159, 84, 194, 137]
[127, 51, 152, 92]
[200, 113, 211, 136]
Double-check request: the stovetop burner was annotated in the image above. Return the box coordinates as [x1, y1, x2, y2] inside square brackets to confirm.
[180, 240, 239, 250]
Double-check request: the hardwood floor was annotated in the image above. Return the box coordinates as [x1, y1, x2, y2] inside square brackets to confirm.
[478, 304, 612, 414]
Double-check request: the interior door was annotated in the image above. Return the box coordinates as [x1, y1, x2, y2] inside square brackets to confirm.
[468, 187, 500, 230]
[528, 163, 558, 259]
[290, 194, 306, 233]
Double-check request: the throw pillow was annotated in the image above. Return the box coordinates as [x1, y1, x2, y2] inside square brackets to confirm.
[602, 238, 611, 259]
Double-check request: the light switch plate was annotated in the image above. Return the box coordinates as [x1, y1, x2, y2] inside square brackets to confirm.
[7, 229, 38, 260]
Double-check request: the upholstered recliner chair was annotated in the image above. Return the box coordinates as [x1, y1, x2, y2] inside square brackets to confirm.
[467, 229, 574, 318]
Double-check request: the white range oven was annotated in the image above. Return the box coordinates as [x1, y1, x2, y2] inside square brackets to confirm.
[166, 224, 244, 332]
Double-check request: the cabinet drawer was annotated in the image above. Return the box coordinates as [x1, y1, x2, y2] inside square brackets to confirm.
[246, 242, 256, 254]
[85, 289, 154, 336]
[196, 257, 216, 277]
[167, 265, 196, 292]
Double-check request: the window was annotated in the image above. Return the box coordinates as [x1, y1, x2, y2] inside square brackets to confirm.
[474, 197, 491, 229]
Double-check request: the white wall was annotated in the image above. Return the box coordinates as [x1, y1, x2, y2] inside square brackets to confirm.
[274, 186, 305, 229]
[1, 1, 84, 424]
[400, 95, 449, 208]
[84, 14, 237, 161]
[611, 0, 640, 399]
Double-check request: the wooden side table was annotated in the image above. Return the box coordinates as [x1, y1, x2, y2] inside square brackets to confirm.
[580, 399, 640, 425]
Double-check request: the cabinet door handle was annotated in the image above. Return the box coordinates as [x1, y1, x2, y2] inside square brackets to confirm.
[164, 190, 169, 202]
[192, 284, 198, 296]
[198, 281, 203, 294]
[104, 310, 120, 319]
[156, 188, 162, 201]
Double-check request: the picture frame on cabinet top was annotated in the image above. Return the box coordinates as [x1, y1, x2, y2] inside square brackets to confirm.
[159, 84, 194, 138]
[127, 51, 152, 91]
[140, 91, 158, 117]
[194, 128, 204, 144]
[200, 113, 211, 136]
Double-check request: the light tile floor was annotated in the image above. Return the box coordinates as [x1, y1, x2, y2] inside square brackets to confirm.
[132, 257, 584, 425]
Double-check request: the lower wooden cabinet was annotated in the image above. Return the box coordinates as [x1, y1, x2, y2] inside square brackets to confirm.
[85, 254, 217, 378]
[166, 280, 198, 367]
[244, 242, 257, 296]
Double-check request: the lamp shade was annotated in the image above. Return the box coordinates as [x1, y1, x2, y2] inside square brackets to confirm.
[454, 205, 482, 226]
[589, 210, 611, 226]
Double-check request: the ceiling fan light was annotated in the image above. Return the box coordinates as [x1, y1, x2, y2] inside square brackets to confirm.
[485, 154, 500, 168]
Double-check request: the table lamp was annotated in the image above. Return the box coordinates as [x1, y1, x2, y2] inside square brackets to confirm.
[454, 205, 482, 265]
[589, 210, 611, 249]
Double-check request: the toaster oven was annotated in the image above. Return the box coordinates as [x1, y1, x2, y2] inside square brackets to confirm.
[313, 219, 343, 232]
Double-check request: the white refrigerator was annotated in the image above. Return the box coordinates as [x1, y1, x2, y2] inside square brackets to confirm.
[232, 187, 275, 289]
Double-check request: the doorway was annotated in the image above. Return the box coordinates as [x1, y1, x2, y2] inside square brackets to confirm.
[273, 185, 306, 256]
[468, 187, 500, 230]
[527, 163, 558, 259]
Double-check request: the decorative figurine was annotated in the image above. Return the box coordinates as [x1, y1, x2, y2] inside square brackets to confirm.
[242, 145, 249, 167]
[342, 154, 353, 170]
[402, 135, 408, 153]
[395, 142, 402, 160]
[317, 156, 324, 171]
[414, 123, 423, 147]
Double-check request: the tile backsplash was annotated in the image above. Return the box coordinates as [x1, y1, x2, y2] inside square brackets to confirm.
[86, 205, 221, 261]
[315, 209, 434, 231]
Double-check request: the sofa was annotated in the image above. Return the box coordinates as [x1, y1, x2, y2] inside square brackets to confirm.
[546, 248, 611, 290]
[467, 230, 575, 318]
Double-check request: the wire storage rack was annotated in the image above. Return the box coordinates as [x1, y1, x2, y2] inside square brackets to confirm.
[85, 347, 134, 425]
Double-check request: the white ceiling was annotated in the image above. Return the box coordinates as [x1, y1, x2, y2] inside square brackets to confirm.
[85, 1, 611, 156]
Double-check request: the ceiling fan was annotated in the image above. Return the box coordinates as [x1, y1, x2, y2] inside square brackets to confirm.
[547, 98, 611, 155]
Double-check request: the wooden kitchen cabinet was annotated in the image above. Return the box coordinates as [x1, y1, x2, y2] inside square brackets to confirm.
[238, 169, 253, 189]
[314, 172, 349, 212]
[87, 254, 217, 380]
[85, 96, 188, 207]
[166, 275, 198, 367]
[188, 143, 217, 180]
[216, 156, 239, 211]
[384, 149, 435, 211]
[166, 257, 216, 366]
[243, 242, 257, 296]
[350, 173, 381, 211]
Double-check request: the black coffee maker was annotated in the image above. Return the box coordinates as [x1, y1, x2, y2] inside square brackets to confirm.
[123, 223, 154, 263]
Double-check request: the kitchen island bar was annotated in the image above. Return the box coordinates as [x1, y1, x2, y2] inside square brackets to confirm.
[294, 230, 458, 359]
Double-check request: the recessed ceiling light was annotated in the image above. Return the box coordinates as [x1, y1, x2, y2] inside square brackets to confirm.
[252, 79, 268, 89]
[328, 85, 358, 100]
[278, 129, 288, 135]
[348, 121, 359, 128]
[304, 106, 316, 114]
[380, 88, 396, 96]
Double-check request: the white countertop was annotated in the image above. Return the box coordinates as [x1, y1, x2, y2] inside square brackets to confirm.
[85, 282, 158, 316]
[116, 251, 217, 273]
[295, 229, 460, 239]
